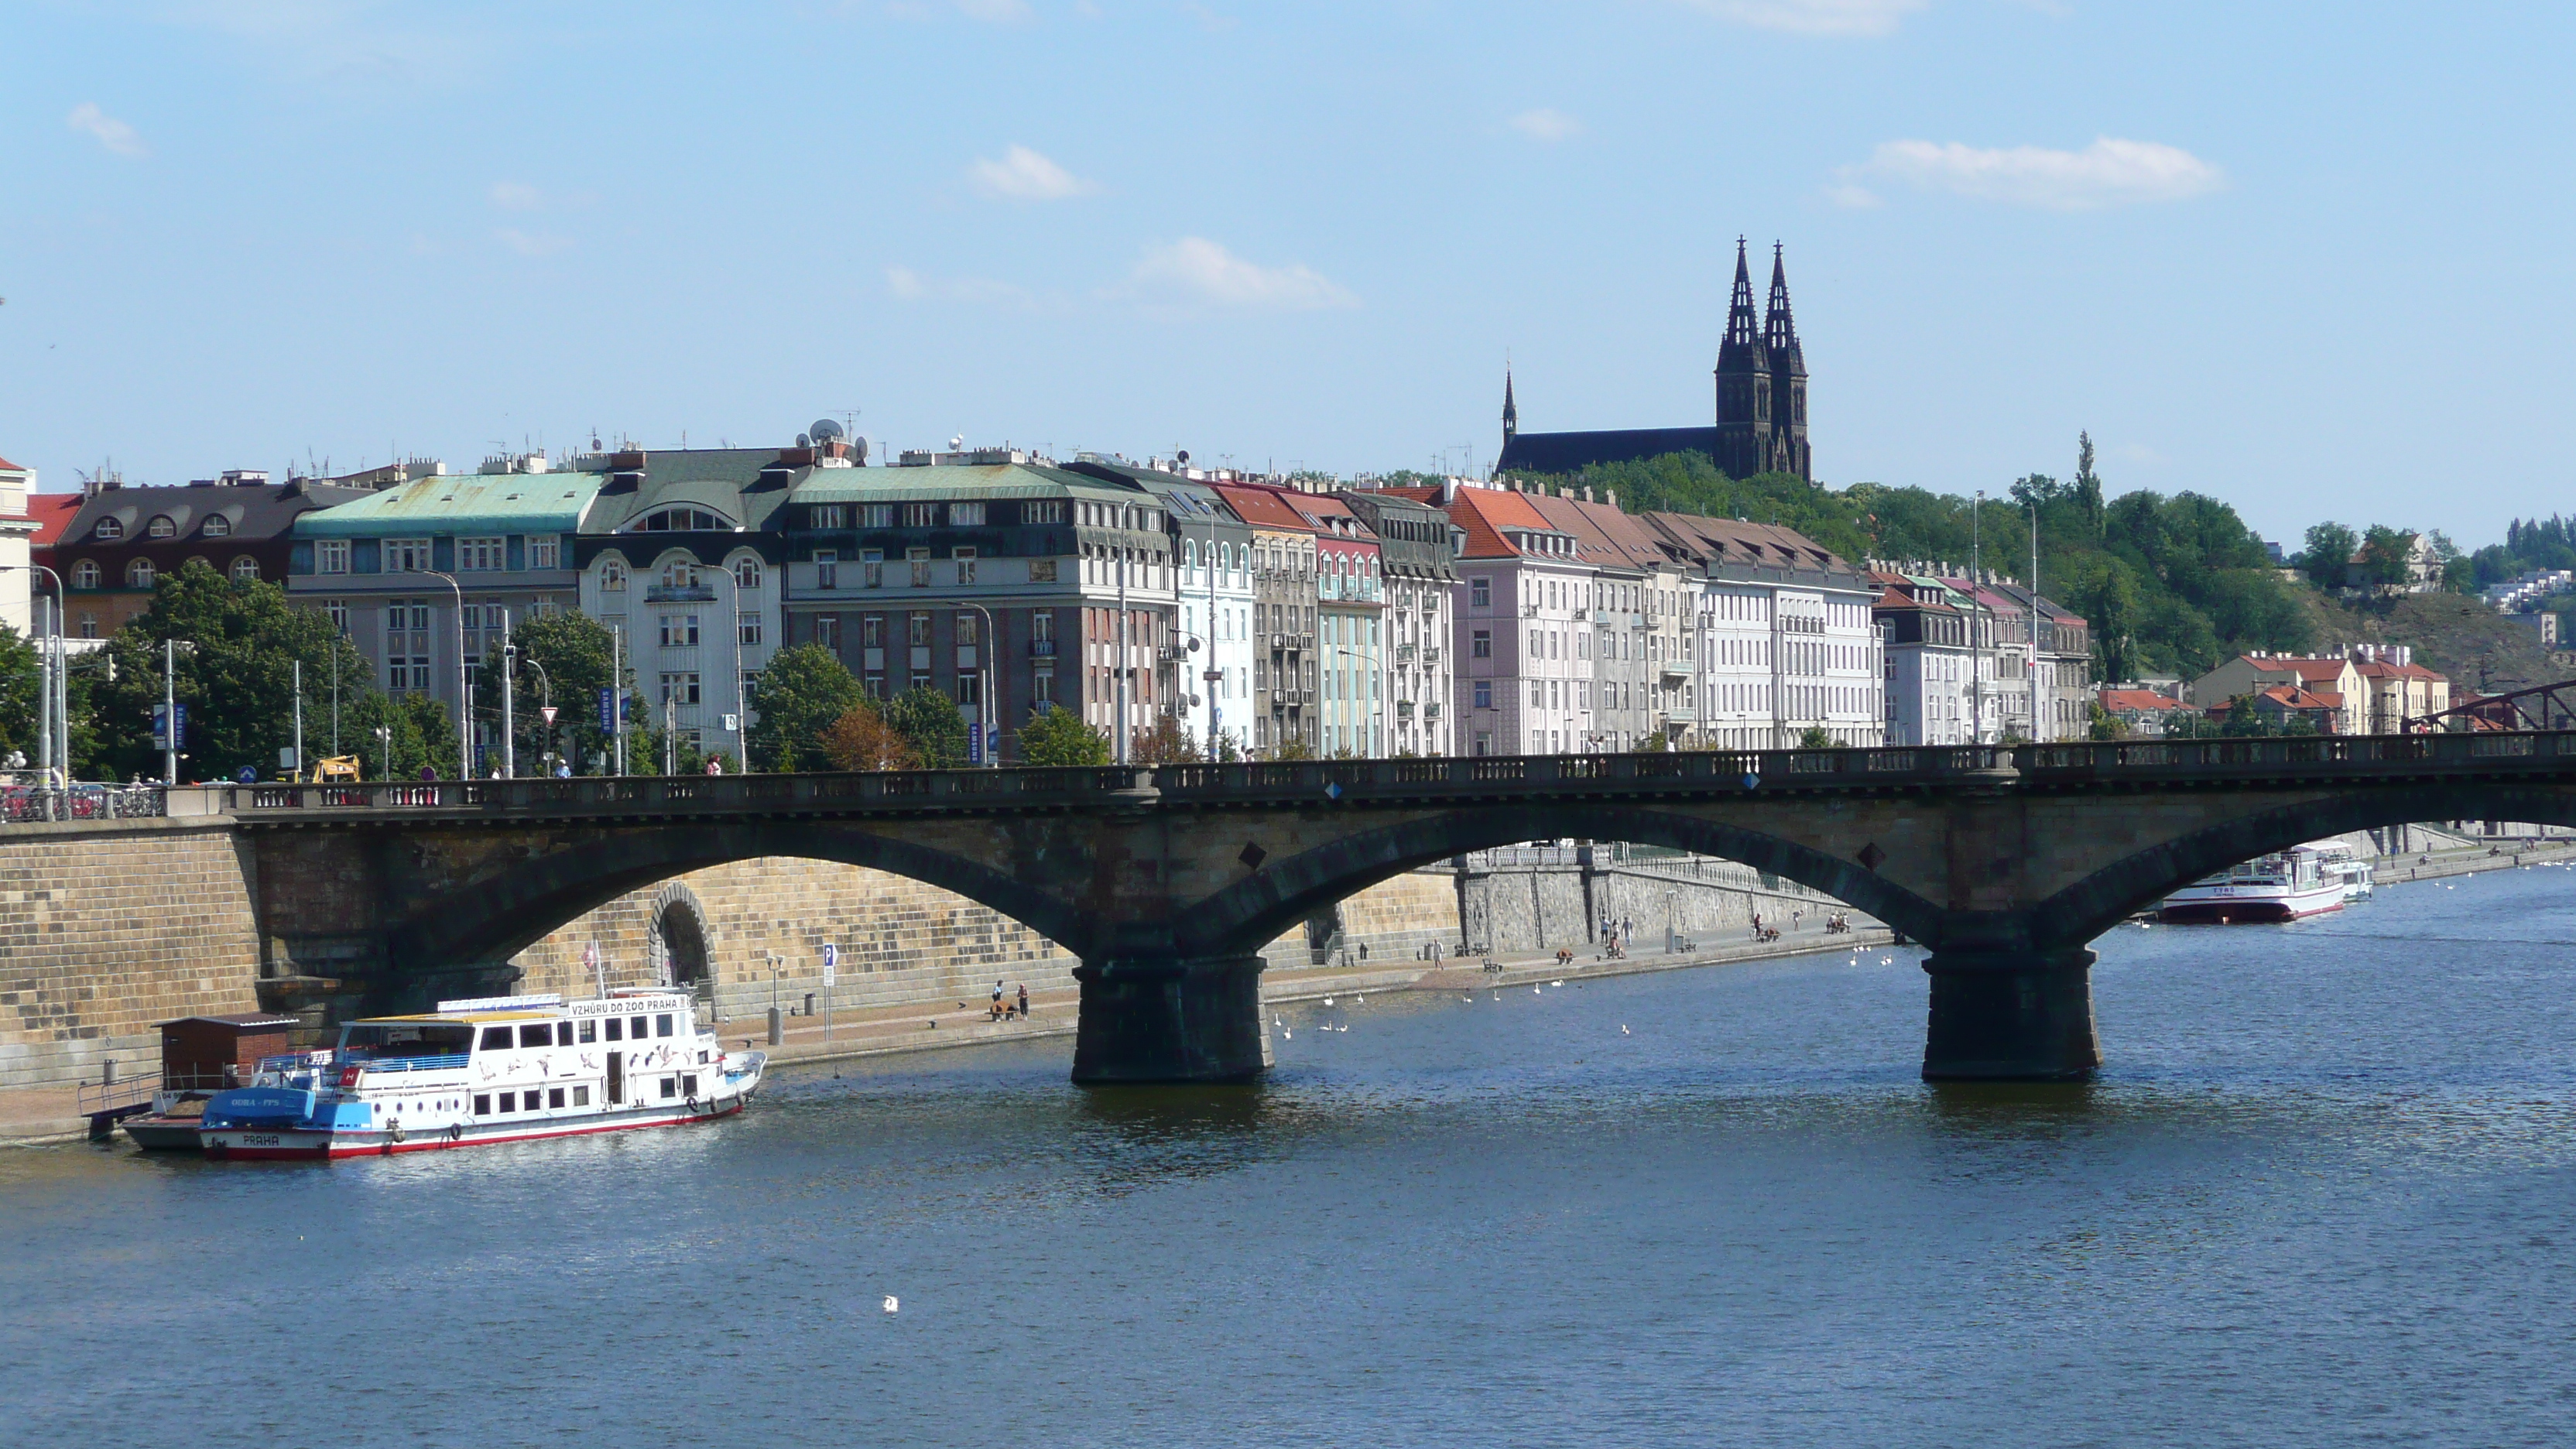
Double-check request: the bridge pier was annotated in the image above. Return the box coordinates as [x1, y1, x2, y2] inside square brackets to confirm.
[1070, 954, 1273, 1084]
[1920, 947, 2101, 1082]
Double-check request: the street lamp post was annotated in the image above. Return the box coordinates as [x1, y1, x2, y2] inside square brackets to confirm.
[707, 560, 748, 772]
[500, 610, 516, 779]
[420, 569, 469, 778]
[525, 658, 554, 774]
[919, 598, 996, 764]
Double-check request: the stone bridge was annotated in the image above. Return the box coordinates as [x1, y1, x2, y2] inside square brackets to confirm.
[183, 732, 2576, 1084]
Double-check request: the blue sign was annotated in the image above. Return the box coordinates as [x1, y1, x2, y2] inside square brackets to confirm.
[598, 687, 615, 731]
[968, 721, 986, 765]
[151, 702, 188, 750]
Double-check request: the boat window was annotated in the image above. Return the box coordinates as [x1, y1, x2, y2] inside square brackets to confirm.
[474, 1094, 491, 1115]
[548, 1088, 566, 1108]
[556, 1022, 574, 1046]
[604, 1018, 622, 1042]
[480, 1027, 513, 1051]
[498, 1092, 516, 1112]
[578, 1020, 596, 1043]
[680, 1074, 699, 1097]
[519, 1024, 553, 1049]
[659, 1077, 677, 1098]
[656, 1013, 674, 1038]
[341, 1023, 474, 1058]
[572, 1086, 591, 1106]
[631, 1016, 649, 1039]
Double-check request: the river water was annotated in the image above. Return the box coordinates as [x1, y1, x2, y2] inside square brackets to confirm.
[9, 863, 2576, 1447]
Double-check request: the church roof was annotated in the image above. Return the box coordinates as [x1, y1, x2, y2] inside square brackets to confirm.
[1495, 426, 1721, 476]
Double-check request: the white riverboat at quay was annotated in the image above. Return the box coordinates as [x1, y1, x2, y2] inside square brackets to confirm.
[199, 989, 765, 1161]
[2156, 840, 2357, 924]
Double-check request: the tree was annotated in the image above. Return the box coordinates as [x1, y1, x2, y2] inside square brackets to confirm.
[0, 625, 39, 764]
[1631, 730, 1671, 752]
[820, 704, 918, 771]
[745, 644, 863, 771]
[2086, 701, 2129, 741]
[1129, 714, 1202, 764]
[83, 560, 382, 782]
[1017, 705, 1110, 766]
[2072, 431, 2104, 540]
[485, 611, 627, 775]
[2299, 522, 2359, 591]
[1797, 725, 1835, 749]
[1269, 732, 1316, 761]
[2355, 526, 2420, 592]
[884, 683, 969, 768]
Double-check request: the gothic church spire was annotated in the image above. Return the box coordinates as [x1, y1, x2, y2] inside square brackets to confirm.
[1502, 366, 1518, 439]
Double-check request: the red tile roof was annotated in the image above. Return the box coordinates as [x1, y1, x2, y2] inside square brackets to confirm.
[2099, 688, 2191, 712]
[1442, 486, 1558, 560]
[27, 492, 84, 547]
[1208, 481, 1317, 535]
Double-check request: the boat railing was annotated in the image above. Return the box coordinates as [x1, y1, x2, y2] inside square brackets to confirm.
[259, 1050, 335, 1074]
[348, 1053, 471, 1074]
[77, 1070, 159, 1118]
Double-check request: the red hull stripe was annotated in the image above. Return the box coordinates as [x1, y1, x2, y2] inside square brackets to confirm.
[207, 1101, 744, 1161]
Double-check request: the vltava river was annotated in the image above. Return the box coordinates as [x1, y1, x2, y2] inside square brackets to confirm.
[9, 862, 2576, 1447]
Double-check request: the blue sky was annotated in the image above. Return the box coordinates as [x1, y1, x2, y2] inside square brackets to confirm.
[7, 2, 2571, 550]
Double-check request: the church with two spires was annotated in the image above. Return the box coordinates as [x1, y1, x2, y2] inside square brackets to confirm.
[1495, 238, 1812, 484]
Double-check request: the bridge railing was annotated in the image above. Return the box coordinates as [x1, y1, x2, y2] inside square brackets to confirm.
[2015, 731, 2576, 778]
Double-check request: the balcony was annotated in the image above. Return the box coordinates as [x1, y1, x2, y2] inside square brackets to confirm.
[1423, 646, 1442, 663]
[1395, 699, 1416, 717]
[1660, 659, 1690, 679]
[1423, 702, 1442, 719]
[645, 585, 718, 604]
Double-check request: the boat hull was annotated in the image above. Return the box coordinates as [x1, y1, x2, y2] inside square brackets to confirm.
[120, 1114, 206, 1151]
[2157, 891, 2344, 924]
[203, 1095, 748, 1161]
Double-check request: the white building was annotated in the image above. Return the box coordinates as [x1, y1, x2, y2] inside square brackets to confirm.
[0, 454, 33, 636]
[1648, 514, 1884, 748]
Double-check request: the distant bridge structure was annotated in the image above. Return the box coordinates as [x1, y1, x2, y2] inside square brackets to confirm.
[94, 733, 2576, 1084]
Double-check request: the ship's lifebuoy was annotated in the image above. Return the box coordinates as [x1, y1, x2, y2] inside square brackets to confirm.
[389, 1121, 406, 1144]
[447, 1123, 463, 1142]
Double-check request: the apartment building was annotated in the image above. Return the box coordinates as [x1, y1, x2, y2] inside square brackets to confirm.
[1647, 514, 1883, 748]
[1288, 491, 1385, 758]
[1071, 458, 1259, 756]
[1442, 484, 1596, 755]
[1869, 572, 1976, 746]
[1338, 489, 1458, 757]
[1210, 481, 1318, 755]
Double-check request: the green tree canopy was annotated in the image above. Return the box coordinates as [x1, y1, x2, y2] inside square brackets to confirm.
[745, 643, 863, 772]
[482, 610, 631, 774]
[1016, 704, 1110, 767]
[0, 625, 39, 763]
[884, 683, 969, 768]
[2298, 522, 2358, 591]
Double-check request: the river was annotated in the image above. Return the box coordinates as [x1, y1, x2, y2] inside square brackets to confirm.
[8, 862, 2576, 1447]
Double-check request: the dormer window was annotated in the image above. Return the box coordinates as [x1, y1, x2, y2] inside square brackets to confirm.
[634, 508, 728, 533]
[148, 516, 176, 539]
[92, 518, 123, 541]
[203, 516, 231, 537]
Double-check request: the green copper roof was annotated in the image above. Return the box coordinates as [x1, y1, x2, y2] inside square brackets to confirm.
[296, 471, 601, 536]
[787, 463, 1147, 504]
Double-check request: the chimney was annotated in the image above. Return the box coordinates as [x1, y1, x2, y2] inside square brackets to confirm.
[1581, 486, 1593, 503]
[1605, 489, 1618, 511]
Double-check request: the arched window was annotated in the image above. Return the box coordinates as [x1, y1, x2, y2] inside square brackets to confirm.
[600, 557, 628, 591]
[71, 560, 101, 589]
[128, 558, 156, 588]
[204, 515, 231, 537]
[230, 556, 260, 582]
[634, 508, 728, 533]
[92, 517, 123, 541]
[147, 516, 176, 539]
[1185, 539, 1198, 570]
[733, 558, 762, 590]
[661, 559, 698, 588]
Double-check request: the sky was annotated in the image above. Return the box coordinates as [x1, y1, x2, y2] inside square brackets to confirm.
[5, 1, 2573, 551]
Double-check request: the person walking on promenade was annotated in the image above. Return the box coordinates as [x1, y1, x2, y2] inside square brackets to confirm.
[1017, 983, 1029, 1020]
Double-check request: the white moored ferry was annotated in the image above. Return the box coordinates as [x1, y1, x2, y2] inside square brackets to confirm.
[2157, 841, 2352, 924]
[199, 989, 765, 1161]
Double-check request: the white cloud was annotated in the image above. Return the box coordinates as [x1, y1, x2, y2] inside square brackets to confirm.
[1680, 0, 1924, 37]
[1509, 108, 1581, 142]
[1836, 136, 2225, 210]
[886, 265, 1039, 308]
[493, 228, 572, 257]
[67, 103, 148, 158]
[488, 181, 545, 211]
[1112, 238, 1357, 313]
[968, 145, 1097, 202]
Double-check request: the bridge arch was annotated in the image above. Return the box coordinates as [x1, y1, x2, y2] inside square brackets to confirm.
[388, 820, 1094, 971]
[2027, 782, 2576, 949]
[1176, 803, 1944, 960]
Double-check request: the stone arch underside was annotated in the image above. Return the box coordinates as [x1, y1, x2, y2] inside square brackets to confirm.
[2026, 782, 2576, 951]
[647, 880, 712, 985]
[1180, 803, 1944, 960]
[390, 821, 1089, 971]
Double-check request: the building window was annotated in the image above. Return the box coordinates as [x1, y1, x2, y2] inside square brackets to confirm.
[148, 516, 176, 539]
[315, 540, 349, 574]
[860, 504, 893, 529]
[76, 613, 97, 639]
[809, 505, 847, 530]
[92, 518, 122, 542]
[1025, 501, 1065, 526]
[1033, 670, 1054, 706]
[636, 508, 726, 532]
[1470, 577, 1491, 608]
[324, 599, 348, 634]
[957, 674, 982, 707]
[1475, 680, 1493, 710]
[659, 614, 700, 648]
[1032, 611, 1054, 646]
[815, 550, 838, 590]
[230, 557, 260, 582]
[203, 515, 231, 537]
[600, 557, 627, 591]
[908, 547, 931, 587]
[660, 673, 702, 706]
[815, 615, 841, 651]
[385, 538, 433, 573]
[1471, 629, 1492, 659]
[527, 536, 560, 570]
[954, 547, 978, 585]
[903, 503, 938, 528]
[908, 612, 931, 646]
[950, 502, 987, 526]
[733, 558, 761, 590]
[71, 560, 101, 589]
[862, 615, 885, 649]
[1030, 560, 1057, 583]
[660, 560, 697, 589]
[128, 559, 156, 588]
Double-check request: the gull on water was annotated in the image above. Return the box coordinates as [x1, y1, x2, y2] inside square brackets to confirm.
[882, 1296, 899, 1314]
[1621, 1025, 1631, 1035]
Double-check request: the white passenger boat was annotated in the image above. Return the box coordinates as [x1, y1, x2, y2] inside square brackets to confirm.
[199, 989, 765, 1161]
[2157, 841, 2350, 924]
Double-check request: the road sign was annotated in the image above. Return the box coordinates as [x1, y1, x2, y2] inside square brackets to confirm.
[969, 721, 986, 765]
[540, 706, 558, 726]
[722, 713, 739, 733]
[598, 687, 615, 731]
[820, 943, 838, 988]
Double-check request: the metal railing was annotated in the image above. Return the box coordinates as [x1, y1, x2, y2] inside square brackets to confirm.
[1, 784, 170, 824]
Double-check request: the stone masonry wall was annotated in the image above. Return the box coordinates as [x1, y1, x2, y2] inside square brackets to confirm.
[1458, 851, 1853, 957]
[0, 821, 265, 1092]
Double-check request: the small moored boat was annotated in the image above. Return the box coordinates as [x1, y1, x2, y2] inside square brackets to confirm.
[199, 989, 765, 1161]
[2157, 841, 2350, 924]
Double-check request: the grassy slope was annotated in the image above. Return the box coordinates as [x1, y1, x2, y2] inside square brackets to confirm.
[2296, 589, 2562, 696]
